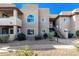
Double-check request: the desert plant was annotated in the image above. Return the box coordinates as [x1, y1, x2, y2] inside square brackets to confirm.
[16, 48, 34, 56]
[76, 30, 79, 38]
[16, 33, 26, 41]
[0, 35, 10, 43]
[68, 32, 74, 38]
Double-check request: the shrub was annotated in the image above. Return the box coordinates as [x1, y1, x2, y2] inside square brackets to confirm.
[54, 32, 58, 37]
[76, 30, 79, 38]
[16, 33, 26, 41]
[68, 33, 74, 38]
[74, 44, 79, 51]
[43, 33, 48, 39]
[16, 48, 34, 56]
[35, 35, 42, 40]
[0, 35, 10, 43]
[48, 32, 55, 39]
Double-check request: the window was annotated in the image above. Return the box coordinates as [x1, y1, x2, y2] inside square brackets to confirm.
[2, 28, 9, 34]
[10, 29, 13, 34]
[64, 18, 70, 24]
[42, 30, 45, 33]
[17, 28, 21, 33]
[27, 29, 34, 35]
[64, 29, 69, 32]
[17, 29, 19, 33]
[41, 17, 45, 23]
[27, 15, 34, 23]
[42, 18, 44, 22]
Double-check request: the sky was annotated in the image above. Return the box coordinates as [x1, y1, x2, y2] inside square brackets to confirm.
[15, 3, 79, 14]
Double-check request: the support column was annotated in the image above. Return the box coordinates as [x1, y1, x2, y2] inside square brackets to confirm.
[13, 9, 17, 35]
[13, 9, 17, 25]
[13, 26, 17, 35]
[13, 9, 17, 18]
[9, 28, 10, 34]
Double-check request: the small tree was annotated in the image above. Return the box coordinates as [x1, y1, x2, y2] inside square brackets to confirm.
[48, 32, 55, 39]
[76, 30, 79, 38]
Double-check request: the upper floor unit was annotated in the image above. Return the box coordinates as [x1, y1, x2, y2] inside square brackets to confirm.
[0, 4, 23, 27]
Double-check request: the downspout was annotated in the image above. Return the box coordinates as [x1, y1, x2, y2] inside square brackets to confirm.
[38, 9, 41, 36]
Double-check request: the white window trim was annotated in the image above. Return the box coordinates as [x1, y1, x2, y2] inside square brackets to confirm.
[27, 15, 35, 24]
[27, 28, 35, 35]
[64, 18, 70, 24]
[41, 17, 46, 23]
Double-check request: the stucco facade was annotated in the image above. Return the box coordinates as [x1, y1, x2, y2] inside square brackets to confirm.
[39, 8, 49, 35]
[22, 4, 39, 37]
[0, 4, 23, 40]
[21, 4, 49, 38]
[1, 4, 79, 40]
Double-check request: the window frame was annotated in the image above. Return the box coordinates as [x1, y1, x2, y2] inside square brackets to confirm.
[27, 29, 34, 35]
[64, 18, 70, 24]
[41, 17, 45, 23]
[27, 15, 35, 24]
[10, 28, 13, 34]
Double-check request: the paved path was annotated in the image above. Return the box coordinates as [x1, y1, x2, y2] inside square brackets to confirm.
[0, 38, 78, 52]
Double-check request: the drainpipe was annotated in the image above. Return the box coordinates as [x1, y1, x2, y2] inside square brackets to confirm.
[38, 10, 41, 36]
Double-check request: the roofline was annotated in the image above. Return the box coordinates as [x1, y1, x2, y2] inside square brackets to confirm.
[0, 7, 23, 15]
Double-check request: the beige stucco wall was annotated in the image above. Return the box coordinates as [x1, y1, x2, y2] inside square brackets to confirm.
[56, 16, 72, 38]
[39, 8, 49, 35]
[69, 15, 76, 34]
[72, 14, 79, 33]
[22, 4, 39, 37]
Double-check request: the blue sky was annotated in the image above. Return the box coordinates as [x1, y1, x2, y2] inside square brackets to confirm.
[16, 3, 79, 14]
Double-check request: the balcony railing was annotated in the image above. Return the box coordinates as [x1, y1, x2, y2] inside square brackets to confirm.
[0, 17, 22, 26]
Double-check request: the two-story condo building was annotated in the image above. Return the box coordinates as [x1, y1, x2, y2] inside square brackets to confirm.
[0, 4, 79, 40]
[0, 4, 23, 40]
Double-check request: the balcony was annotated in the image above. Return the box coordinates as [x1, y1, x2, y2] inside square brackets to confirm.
[0, 17, 22, 26]
[0, 7, 23, 27]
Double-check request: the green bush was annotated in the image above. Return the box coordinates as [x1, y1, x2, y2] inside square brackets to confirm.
[16, 48, 34, 56]
[0, 35, 10, 43]
[48, 32, 55, 39]
[76, 30, 79, 38]
[74, 44, 79, 51]
[54, 32, 59, 37]
[43, 33, 48, 39]
[68, 33, 74, 38]
[16, 33, 26, 41]
[35, 35, 42, 40]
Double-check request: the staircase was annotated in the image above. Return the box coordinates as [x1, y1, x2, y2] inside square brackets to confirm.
[53, 27, 65, 38]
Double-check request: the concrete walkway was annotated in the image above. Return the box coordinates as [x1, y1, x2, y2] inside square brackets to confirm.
[0, 38, 78, 52]
[0, 45, 76, 52]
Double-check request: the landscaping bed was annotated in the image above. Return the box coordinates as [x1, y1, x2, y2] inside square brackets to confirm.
[0, 49, 79, 56]
[34, 49, 79, 56]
